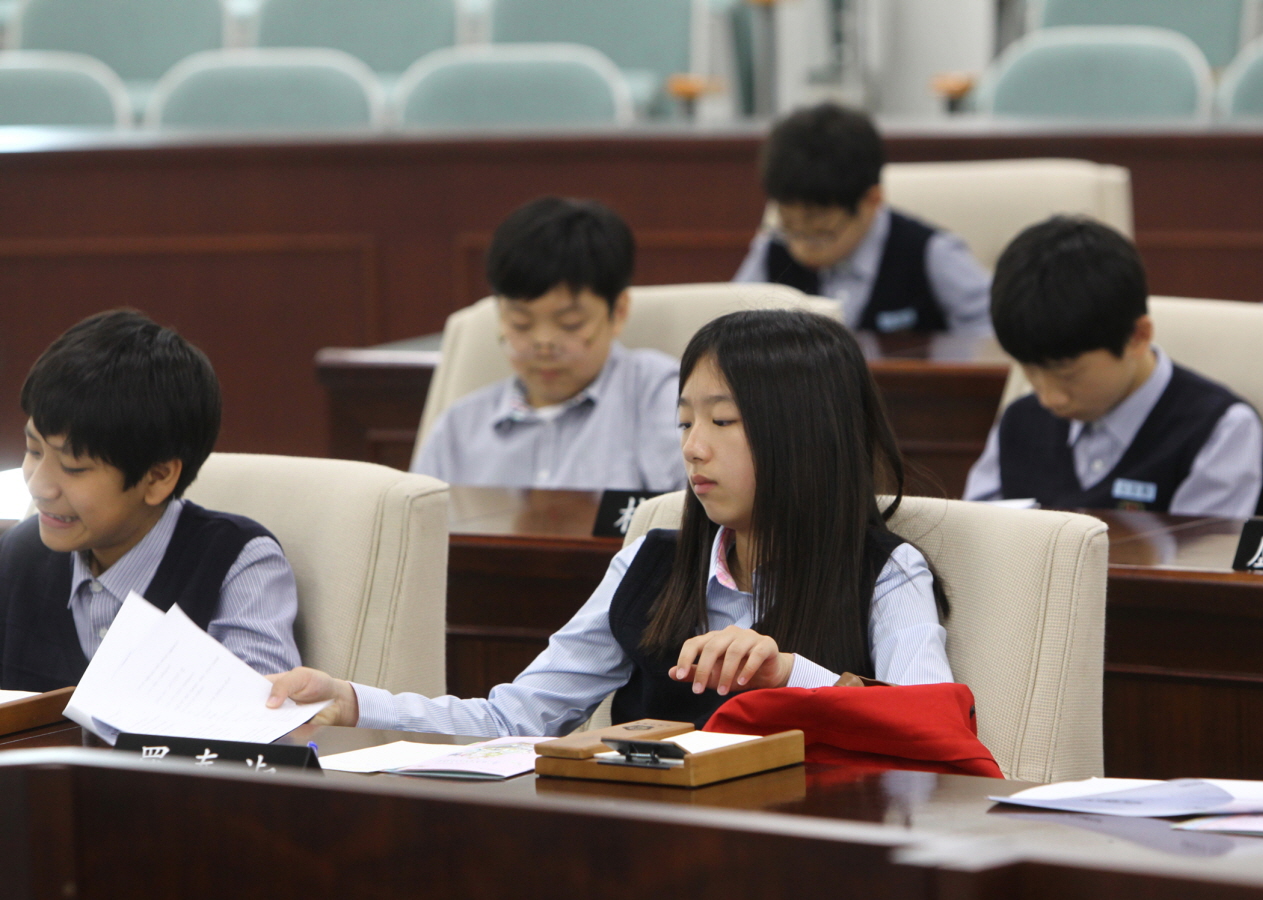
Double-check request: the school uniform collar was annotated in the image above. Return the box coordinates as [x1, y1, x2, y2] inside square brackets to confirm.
[492, 341, 628, 428]
[68, 498, 184, 606]
[1067, 346, 1172, 449]
[821, 203, 890, 282]
[708, 526, 751, 594]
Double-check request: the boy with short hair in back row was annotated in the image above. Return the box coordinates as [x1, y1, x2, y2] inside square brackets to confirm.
[965, 216, 1263, 517]
[413, 196, 685, 492]
[0, 310, 301, 692]
[734, 102, 992, 336]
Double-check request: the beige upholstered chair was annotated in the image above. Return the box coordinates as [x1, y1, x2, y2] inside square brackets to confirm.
[998, 295, 1263, 412]
[611, 491, 1109, 783]
[183, 453, 448, 696]
[881, 158, 1133, 270]
[412, 283, 839, 461]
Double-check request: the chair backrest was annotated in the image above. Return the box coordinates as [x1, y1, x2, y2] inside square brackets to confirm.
[257, 0, 457, 76]
[1216, 34, 1263, 117]
[998, 295, 1263, 413]
[489, 0, 691, 112]
[975, 26, 1214, 120]
[0, 50, 131, 126]
[183, 453, 448, 695]
[414, 283, 839, 455]
[393, 43, 633, 128]
[1037, 0, 1244, 68]
[622, 491, 1108, 782]
[881, 159, 1133, 270]
[11, 0, 226, 82]
[146, 48, 385, 130]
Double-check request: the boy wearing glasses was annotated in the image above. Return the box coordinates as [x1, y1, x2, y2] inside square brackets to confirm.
[411, 197, 685, 492]
[734, 103, 991, 335]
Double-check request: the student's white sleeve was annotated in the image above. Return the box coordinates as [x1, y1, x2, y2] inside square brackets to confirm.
[1169, 402, 1263, 518]
[733, 231, 773, 283]
[783, 543, 952, 688]
[352, 538, 645, 737]
[410, 410, 456, 481]
[638, 361, 687, 492]
[208, 536, 301, 675]
[925, 231, 993, 336]
[963, 423, 1005, 502]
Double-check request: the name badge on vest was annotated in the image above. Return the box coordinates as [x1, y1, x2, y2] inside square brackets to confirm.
[1232, 518, 1263, 572]
[874, 307, 918, 333]
[1111, 478, 1158, 509]
[593, 490, 663, 538]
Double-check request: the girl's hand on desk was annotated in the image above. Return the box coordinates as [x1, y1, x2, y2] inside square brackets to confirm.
[670, 626, 795, 697]
[266, 667, 360, 727]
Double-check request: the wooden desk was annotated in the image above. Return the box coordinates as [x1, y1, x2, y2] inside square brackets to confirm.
[5, 124, 1263, 469]
[8, 725, 1263, 898]
[446, 487, 1263, 779]
[316, 335, 1010, 497]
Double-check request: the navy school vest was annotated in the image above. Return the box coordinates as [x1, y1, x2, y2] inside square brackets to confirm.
[0, 501, 274, 692]
[763, 209, 947, 333]
[608, 527, 904, 729]
[998, 364, 1260, 514]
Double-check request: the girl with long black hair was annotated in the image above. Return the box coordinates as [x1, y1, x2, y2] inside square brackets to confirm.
[268, 309, 952, 734]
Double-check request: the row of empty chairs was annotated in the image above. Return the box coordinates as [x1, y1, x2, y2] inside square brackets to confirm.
[2, 0, 693, 119]
[976, 25, 1263, 120]
[0, 45, 633, 129]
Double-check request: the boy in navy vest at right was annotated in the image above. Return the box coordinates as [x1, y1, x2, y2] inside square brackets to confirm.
[733, 102, 991, 336]
[0, 310, 301, 692]
[965, 216, 1263, 516]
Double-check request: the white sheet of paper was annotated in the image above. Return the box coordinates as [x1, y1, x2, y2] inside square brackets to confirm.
[318, 741, 465, 774]
[65, 591, 328, 745]
[991, 777, 1263, 818]
[668, 731, 760, 754]
[0, 690, 38, 705]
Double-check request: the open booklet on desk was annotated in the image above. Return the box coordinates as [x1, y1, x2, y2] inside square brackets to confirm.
[64, 591, 329, 746]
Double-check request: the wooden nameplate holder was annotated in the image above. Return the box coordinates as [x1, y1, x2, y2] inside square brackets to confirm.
[0, 686, 74, 736]
[535, 719, 804, 788]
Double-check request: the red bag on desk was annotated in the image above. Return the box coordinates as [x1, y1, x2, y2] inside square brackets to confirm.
[703, 682, 1003, 779]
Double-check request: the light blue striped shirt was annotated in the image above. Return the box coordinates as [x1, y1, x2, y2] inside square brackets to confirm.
[353, 527, 952, 737]
[413, 342, 686, 492]
[68, 498, 301, 674]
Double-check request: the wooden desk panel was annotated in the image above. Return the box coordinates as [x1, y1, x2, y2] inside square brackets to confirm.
[10, 730, 1263, 898]
[4, 126, 1263, 468]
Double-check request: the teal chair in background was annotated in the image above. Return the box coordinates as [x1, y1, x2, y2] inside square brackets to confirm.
[145, 48, 385, 130]
[489, 0, 692, 116]
[1036, 0, 1245, 68]
[975, 26, 1213, 120]
[393, 43, 633, 128]
[0, 50, 130, 126]
[1217, 36, 1263, 117]
[257, 0, 457, 80]
[9, 0, 226, 116]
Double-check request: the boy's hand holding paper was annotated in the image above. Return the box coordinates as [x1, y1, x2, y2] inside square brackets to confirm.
[66, 591, 329, 745]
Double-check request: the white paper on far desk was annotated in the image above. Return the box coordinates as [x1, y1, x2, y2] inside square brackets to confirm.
[65, 591, 329, 745]
[992, 777, 1263, 818]
[0, 690, 39, 705]
[318, 741, 465, 773]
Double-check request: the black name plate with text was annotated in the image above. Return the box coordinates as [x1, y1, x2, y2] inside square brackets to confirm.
[116, 733, 321, 773]
[1232, 518, 1263, 572]
[593, 490, 664, 539]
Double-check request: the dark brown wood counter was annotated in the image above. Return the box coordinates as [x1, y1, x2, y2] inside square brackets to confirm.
[5, 124, 1263, 468]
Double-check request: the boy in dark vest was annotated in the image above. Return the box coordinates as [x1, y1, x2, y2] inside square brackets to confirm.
[0, 310, 301, 692]
[964, 216, 1263, 516]
[733, 102, 991, 335]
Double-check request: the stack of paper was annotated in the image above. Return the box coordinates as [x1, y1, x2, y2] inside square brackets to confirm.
[321, 736, 545, 780]
[65, 591, 330, 745]
[993, 777, 1263, 819]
